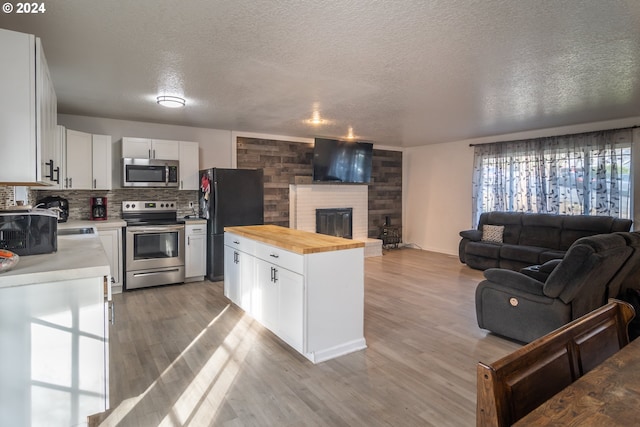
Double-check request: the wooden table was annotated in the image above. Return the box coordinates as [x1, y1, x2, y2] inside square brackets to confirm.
[514, 337, 640, 426]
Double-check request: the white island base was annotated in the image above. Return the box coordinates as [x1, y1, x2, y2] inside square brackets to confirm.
[224, 225, 367, 364]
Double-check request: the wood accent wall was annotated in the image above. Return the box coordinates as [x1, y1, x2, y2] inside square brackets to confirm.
[236, 137, 402, 240]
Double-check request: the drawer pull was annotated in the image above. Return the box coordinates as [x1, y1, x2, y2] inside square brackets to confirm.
[233, 240, 240, 244]
[270, 253, 279, 259]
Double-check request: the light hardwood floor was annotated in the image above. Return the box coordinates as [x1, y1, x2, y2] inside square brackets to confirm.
[98, 248, 521, 426]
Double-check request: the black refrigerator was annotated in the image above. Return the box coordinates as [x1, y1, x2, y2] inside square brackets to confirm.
[199, 168, 264, 281]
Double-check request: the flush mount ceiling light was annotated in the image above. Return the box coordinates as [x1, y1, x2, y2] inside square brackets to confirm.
[156, 95, 186, 108]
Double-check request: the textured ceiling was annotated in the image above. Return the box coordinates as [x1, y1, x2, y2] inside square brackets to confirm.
[1, 0, 640, 147]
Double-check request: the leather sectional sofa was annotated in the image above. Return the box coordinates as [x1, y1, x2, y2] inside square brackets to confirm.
[459, 212, 632, 271]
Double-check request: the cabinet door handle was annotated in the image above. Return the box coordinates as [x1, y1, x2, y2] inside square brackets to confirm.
[109, 302, 115, 325]
[45, 159, 53, 180]
[270, 266, 274, 282]
[270, 253, 279, 259]
[273, 267, 278, 283]
[93, 178, 97, 189]
[188, 236, 190, 245]
[69, 177, 73, 188]
[153, 149, 156, 159]
[234, 251, 239, 264]
[148, 148, 151, 159]
[53, 166, 60, 184]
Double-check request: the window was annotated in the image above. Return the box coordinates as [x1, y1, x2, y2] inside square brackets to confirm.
[472, 128, 632, 226]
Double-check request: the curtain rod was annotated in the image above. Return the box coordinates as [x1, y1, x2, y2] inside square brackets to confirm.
[468, 125, 639, 147]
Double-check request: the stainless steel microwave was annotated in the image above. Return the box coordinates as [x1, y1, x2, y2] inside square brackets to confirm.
[122, 158, 179, 188]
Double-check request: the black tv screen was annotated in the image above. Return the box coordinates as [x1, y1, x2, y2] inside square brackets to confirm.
[312, 138, 373, 183]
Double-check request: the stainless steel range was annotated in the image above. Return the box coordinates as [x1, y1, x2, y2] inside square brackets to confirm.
[122, 201, 185, 290]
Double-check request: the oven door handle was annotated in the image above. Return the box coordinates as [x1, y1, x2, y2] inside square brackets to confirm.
[127, 225, 184, 233]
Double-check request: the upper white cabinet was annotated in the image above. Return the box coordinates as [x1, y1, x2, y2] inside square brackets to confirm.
[122, 137, 179, 160]
[66, 130, 93, 189]
[0, 28, 57, 185]
[179, 141, 199, 190]
[92, 134, 112, 190]
[65, 129, 112, 190]
[38, 125, 66, 190]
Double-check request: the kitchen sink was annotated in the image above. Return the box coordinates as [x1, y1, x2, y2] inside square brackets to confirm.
[58, 227, 96, 235]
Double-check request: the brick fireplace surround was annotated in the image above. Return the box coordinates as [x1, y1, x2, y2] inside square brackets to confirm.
[289, 184, 382, 257]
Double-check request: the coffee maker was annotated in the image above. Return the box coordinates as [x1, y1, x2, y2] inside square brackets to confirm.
[90, 197, 107, 220]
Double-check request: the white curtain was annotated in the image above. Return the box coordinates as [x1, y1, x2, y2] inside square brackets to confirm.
[472, 128, 632, 226]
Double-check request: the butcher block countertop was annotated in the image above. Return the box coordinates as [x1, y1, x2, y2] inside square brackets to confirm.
[224, 225, 365, 255]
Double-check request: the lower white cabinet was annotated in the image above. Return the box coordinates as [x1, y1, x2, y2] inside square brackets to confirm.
[223, 230, 365, 363]
[274, 265, 304, 352]
[0, 276, 108, 426]
[224, 243, 254, 308]
[185, 223, 206, 281]
[98, 227, 123, 293]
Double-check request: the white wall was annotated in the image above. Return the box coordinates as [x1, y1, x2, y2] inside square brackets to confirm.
[404, 140, 473, 255]
[57, 114, 233, 169]
[403, 116, 640, 256]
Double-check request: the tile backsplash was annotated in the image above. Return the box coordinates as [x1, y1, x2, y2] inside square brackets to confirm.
[0, 186, 199, 220]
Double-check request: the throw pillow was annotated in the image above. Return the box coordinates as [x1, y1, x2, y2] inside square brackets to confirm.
[482, 225, 504, 243]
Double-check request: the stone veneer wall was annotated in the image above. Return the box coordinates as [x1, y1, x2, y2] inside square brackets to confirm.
[236, 137, 402, 239]
[28, 189, 199, 220]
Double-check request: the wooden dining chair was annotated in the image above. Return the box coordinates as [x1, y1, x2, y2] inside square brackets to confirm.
[477, 299, 635, 427]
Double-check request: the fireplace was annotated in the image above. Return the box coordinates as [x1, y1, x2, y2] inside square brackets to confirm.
[316, 208, 353, 239]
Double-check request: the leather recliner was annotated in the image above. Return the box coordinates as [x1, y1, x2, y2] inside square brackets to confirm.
[475, 232, 636, 343]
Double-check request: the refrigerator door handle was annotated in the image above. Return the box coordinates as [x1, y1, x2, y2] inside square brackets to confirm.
[213, 179, 219, 231]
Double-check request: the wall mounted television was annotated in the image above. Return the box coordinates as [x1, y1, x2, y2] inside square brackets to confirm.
[312, 138, 373, 184]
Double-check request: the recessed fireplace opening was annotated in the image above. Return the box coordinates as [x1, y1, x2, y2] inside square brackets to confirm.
[316, 208, 353, 239]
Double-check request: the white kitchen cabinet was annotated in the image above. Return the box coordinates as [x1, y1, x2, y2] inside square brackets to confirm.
[224, 244, 241, 304]
[185, 223, 207, 281]
[98, 227, 123, 293]
[38, 56, 60, 187]
[254, 256, 304, 351]
[179, 141, 199, 190]
[92, 134, 113, 190]
[121, 137, 180, 160]
[0, 275, 109, 426]
[39, 125, 66, 190]
[152, 139, 180, 160]
[65, 129, 112, 190]
[0, 28, 57, 185]
[277, 266, 304, 352]
[224, 227, 366, 363]
[65, 129, 93, 189]
[254, 257, 280, 331]
[224, 234, 255, 310]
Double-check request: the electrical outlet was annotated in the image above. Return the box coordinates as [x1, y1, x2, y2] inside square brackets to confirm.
[189, 201, 194, 209]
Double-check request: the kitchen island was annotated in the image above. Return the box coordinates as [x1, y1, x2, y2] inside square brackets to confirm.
[224, 224, 366, 363]
[0, 229, 111, 426]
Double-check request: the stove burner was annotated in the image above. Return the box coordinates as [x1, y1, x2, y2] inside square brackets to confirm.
[122, 200, 178, 226]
